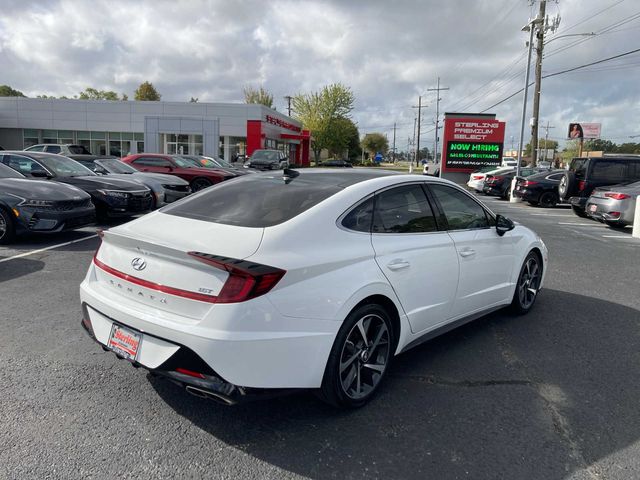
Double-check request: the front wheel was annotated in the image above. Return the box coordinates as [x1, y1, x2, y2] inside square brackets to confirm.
[511, 252, 542, 314]
[0, 208, 16, 245]
[190, 178, 212, 192]
[318, 304, 394, 408]
[538, 191, 558, 208]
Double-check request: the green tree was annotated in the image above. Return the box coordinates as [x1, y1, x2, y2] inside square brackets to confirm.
[524, 138, 558, 156]
[325, 117, 361, 160]
[361, 133, 389, 158]
[243, 86, 273, 108]
[292, 83, 355, 164]
[584, 139, 615, 152]
[134, 81, 161, 101]
[78, 87, 120, 101]
[616, 142, 640, 154]
[560, 139, 581, 165]
[0, 85, 26, 97]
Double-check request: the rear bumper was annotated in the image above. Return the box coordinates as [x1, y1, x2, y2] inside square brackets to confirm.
[585, 197, 635, 224]
[483, 185, 506, 196]
[79, 269, 339, 389]
[467, 179, 484, 191]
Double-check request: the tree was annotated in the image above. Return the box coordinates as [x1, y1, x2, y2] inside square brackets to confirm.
[134, 81, 161, 101]
[361, 133, 389, 158]
[616, 142, 640, 154]
[584, 139, 615, 153]
[325, 117, 360, 160]
[243, 86, 273, 108]
[78, 87, 121, 101]
[0, 85, 26, 97]
[292, 83, 355, 164]
[525, 138, 558, 156]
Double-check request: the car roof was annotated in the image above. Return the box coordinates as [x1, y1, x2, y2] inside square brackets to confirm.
[1, 150, 65, 160]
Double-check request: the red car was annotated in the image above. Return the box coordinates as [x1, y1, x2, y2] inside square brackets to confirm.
[121, 154, 238, 191]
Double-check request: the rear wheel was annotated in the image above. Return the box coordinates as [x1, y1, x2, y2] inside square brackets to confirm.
[191, 178, 212, 192]
[318, 304, 394, 408]
[0, 208, 16, 245]
[538, 191, 558, 208]
[511, 252, 542, 314]
[528, 201, 539, 206]
[571, 205, 589, 218]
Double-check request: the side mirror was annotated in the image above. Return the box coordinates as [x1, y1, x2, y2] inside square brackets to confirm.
[496, 214, 515, 236]
[31, 169, 50, 178]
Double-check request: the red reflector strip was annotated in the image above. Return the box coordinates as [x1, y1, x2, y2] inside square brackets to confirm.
[175, 368, 206, 379]
[93, 256, 218, 304]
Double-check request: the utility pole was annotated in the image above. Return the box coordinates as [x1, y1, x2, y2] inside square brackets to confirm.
[284, 96, 292, 116]
[530, 0, 546, 166]
[427, 77, 449, 173]
[392, 122, 396, 163]
[411, 96, 423, 167]
[412, 116, 417, 164]
[541, 121, 555, 162]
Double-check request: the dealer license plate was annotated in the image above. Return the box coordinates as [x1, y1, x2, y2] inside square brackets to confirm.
[589, 204, 597, 213]
[107, 324, 142, 361]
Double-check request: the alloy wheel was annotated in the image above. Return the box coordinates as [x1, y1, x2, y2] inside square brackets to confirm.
[0, 213, 6, 240]
[517, 256, 541, 310]
[339, 314, 390, 400]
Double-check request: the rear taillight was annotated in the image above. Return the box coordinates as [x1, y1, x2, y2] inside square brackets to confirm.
[472, 175, 484, 180]
[578, 180, 586, 191]
[188, 252, 286, 303]
[175, 368, 206, 379]
[604, 193, 630, 200]
[523, 180, 538, 187]
[609, 211, 621, 217]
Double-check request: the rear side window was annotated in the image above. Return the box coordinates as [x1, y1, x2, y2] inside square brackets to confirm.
[626, 160, 640, 180]
[372, 184, 437, 234]
[570, 158, 588, 178]
[134, 157, 171, 167]
[342, 197, 373, 232]
[590, 161, 628, 182]
[46, 145, 61, 154]
[429, 184, 490, 231]
[548, 173, 564, 181]
[163, 174, 342, 227]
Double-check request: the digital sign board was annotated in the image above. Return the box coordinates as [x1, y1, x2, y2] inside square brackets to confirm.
[441, 117, 506, 172]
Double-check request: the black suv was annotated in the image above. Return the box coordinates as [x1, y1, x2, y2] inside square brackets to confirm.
[559, 156, 640, 217]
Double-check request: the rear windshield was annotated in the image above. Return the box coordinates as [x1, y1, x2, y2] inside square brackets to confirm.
[162, 173, 343, 227]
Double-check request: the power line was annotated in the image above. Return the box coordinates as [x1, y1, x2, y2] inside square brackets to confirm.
[478, 47, 640, 112]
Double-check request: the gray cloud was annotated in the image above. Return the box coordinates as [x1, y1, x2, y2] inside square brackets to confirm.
[0, 0, 638, 148]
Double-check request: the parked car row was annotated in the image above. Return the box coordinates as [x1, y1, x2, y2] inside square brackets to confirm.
[468, 155, 640, 229]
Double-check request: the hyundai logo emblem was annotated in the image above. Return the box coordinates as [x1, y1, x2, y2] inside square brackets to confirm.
[131, 257, 147, 271]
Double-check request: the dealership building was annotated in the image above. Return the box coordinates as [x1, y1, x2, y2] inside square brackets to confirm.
[0, 97, 311, 165]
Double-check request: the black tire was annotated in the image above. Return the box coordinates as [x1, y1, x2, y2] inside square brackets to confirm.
[511, 251, 542, 315]
[538, 191, 558, 208]
[190, 178, 212, 192]
[558, 172, 576, 200]
[528, 201, 539, 206]
[318, 303, 395, 408]
[571, 205, 589, 218]
[605, 221, 627, 230]
[0, 207, 16, 245]
[502, 187, 511, 200]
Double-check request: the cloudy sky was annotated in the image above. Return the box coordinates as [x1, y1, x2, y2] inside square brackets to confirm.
[1, 0, 639, 151]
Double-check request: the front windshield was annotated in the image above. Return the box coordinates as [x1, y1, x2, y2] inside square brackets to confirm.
[97, 159, 137, 174]
[214, 158, 233, 168]
[0, 163, 25, 179]
[37, 154, 95, 177]
[251, 150, 279, 162]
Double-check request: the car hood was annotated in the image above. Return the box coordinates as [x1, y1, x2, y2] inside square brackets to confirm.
[0, 178, 90, 200]
[55, 175, 150, 192]
[132, 172, 190, 184]
[188, 167, 236, 177]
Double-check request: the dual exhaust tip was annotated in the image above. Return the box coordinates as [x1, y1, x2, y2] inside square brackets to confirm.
[185, 385, 236, 406]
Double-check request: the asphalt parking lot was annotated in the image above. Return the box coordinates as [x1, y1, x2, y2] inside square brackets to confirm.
[1, 194, 639, 480]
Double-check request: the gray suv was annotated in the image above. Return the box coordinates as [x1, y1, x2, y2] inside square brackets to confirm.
[248, 149, 289, 170]
[558, 155, 640, 217]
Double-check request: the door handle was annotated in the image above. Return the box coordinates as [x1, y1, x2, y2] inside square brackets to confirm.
[387, 260, 410, 271]
[459, 248, 476, 258]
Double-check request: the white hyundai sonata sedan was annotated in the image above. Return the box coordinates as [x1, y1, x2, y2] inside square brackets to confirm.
[80, 169, 548, 408]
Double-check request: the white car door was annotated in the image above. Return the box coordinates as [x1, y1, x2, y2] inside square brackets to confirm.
[370, 183, 459, 334]
[427, 184, 515, 318]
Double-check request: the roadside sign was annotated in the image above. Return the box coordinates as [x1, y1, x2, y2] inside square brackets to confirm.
[441, 116, 506, 172]
[568, 122, 601, 140]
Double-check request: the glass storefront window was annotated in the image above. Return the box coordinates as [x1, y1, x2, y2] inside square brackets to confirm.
[162, 133, 202, 156]
[77, 131, 90, 140]
[135, 132, 144, 141]
[91, 140, 107, 155]
[137, 141, 144, 153]
[91, 131, 106, 140]
[122, 132, 133, 140]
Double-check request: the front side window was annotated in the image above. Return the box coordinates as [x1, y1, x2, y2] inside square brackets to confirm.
[372, 184, 437, 234]
[429, 184, 490, 231]
[25, 145, 44, 152]
[0, 161, 26, 179]
[35, 154, 95, 177]
[3, 154, 45, 176]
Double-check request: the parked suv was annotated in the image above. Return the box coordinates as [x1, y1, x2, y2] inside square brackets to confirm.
[247, 149, 289, 170]
[558, 156, 640, 217]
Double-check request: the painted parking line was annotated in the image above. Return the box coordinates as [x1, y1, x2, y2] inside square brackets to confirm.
[557, 222, 601, 226]
[0, 234, 98, 264]
[530, 213, 574, 217]
[602, 235, 634, 239]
